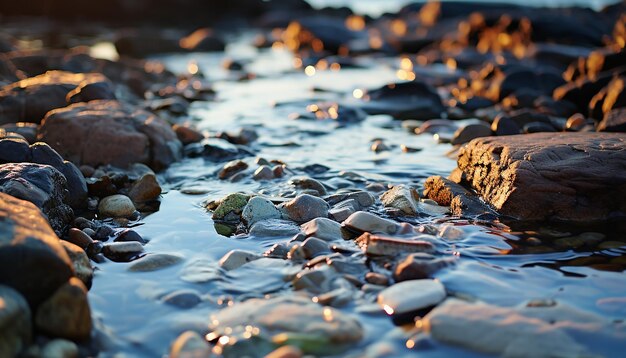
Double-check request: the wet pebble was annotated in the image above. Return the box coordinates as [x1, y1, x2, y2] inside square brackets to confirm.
[566, 113, 587, 131]
[264, 243, 291, 259]
[292, 267, 343, 294]
[249, 219, 301, 237]
[161, 290, 203, 309]
[218, 250, 261, 271]
[356, 233, 436, 256]
[282, 194, 330, 223]
[300, 237, 331, 259]
[86, 241, 104, 258]
[342, 211, 400, 235]
[326, 191, 375, 208]
[301, 217, 346, 241]
[380, 185, 420, 215]
[394, 253, 455, 281]
[67, 228, 94, 249]
[102, 242, 144, 261]
[172, 124, 204, 145]
[329, 206, 355, 222]
[128, 253, 184, 272]
[253, 165, 274, 180]
[289, 176, 328, 196]
[114, 229, 148, 244]
[242, 196, 281, 226]
[377, 279, 446, 316]
[218, 159, 249, 180]
[98, 194, 137, 218]
[128, 173, 161, 208]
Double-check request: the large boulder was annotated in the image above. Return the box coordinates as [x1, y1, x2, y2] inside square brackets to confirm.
[0, 192, 74, 308]
[456, 133, 626, 222]
[0, 163, 74, 233]
[0, 70, 115, 125]
[38, 100, 182, 171]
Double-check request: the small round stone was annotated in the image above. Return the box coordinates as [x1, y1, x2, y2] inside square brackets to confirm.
[98, 195, 137, 218]
[282, 194, 329, 223]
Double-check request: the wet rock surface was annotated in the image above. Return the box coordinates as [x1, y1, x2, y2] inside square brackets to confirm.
[0, 162, 73, 233]
[38, 100, 182, 171]
[454, 133, 626, 222]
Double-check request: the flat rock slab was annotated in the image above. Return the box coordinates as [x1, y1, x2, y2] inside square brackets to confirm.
[457, 132, 626, 222]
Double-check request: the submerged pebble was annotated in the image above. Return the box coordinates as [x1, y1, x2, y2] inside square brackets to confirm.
[377, 279, 446, 316]
[282, 194, 330, 223]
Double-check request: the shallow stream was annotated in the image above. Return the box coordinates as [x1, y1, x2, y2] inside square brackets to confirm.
[88, 34, 626, 357]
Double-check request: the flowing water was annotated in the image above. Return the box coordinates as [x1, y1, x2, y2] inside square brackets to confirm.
[87, 33, 626, 357]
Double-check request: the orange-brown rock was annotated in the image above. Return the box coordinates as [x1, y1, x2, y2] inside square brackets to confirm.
[456, 133, 626, 222]
[0, 71, 114, 125]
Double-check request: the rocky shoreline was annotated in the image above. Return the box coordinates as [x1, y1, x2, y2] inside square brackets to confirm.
[1, 1, 626, 357]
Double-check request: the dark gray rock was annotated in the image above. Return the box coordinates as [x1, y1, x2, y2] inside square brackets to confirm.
[359, 81, 445, 120]
[0, 163, 73, 233]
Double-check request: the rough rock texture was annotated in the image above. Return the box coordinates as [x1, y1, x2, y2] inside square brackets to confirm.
[456, 133, 626, 221]
[380, 185, 420, 215]
[423, 176, 493, 217]
[0, 193, 74, 308]
[38, 100, 182, 171]
[0, 163, 74, 233]
[0, 71, 114, 125]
